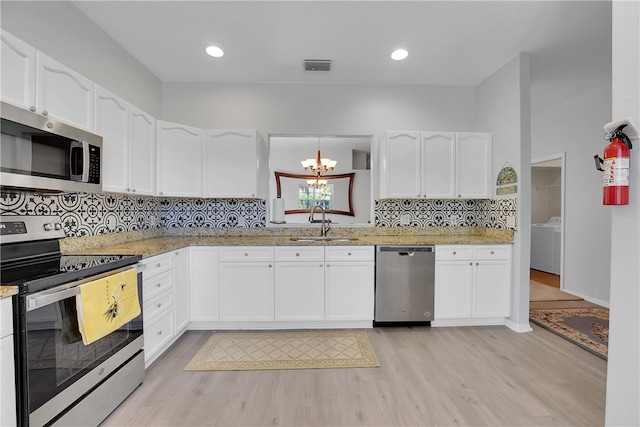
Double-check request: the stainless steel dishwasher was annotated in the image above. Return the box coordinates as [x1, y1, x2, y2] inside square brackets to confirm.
[374, 246, 435, 325]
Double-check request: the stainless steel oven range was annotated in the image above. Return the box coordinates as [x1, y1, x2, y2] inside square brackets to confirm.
[0, 215, 144, 426]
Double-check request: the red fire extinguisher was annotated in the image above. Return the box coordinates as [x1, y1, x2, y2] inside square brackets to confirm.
[594, 124, 633, 205]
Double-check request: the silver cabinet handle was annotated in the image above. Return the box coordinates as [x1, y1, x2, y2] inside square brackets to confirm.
[29, 106, 36, 112]
[157, 330, 163, 335]
[244, 252, 248, 256]
[156, 263, 161, 267]
[157, 303, 162, 308]
[490, 251, 494, 254]
[42, 109, 49, 116]
[348, 252, 352, 256]
[476, 262, 479, 266]
[296, 252, 300, 256]
[453, 251, 457, 255]
[469, 262, 473, 266]
[156, 283, 161, 288]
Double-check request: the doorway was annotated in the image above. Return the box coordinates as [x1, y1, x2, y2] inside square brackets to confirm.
[530, 153, 565, 291]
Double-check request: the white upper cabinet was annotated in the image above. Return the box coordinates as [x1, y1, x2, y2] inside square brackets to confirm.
[1, 30, 36, 110]
[380, 131, 421, 198]
[422, 132, 457, 198]
[456, 132, 492, 199]
[381, 131, 492, 199]
[36, 52, 94, 131]
[95, 87, 155, 196]
[156, 120, 203, 197]
[95, 86, 129, 193]
[204, 129, 269, 198]
[128, 106, 155, 195]
[1, 32, 94, 131]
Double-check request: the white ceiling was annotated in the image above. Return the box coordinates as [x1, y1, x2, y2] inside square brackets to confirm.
[72, 0, 609, 86]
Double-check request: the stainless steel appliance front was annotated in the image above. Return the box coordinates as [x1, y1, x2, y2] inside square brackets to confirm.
[0, 101, 102, 193]
[374, 246, 435, 324]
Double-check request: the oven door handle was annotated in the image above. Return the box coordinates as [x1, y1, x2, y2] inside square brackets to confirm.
[26, 286, 80, 311]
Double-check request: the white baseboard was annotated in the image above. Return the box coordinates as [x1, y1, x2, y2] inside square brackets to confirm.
[188, 320, 373, 330]
[431, 317, 507, 327]
[505, 318, 533, 333]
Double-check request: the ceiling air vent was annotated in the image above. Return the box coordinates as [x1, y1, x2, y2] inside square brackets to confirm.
[304, 59, 332, 72]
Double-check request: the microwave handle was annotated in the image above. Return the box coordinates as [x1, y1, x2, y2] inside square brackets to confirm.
[69, 141, 89, 182]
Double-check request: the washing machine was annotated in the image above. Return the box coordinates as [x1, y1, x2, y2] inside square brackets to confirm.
[531, 216, 561, 274]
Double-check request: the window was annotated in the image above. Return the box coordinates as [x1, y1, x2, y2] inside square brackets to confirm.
[298, 184, 333, 210]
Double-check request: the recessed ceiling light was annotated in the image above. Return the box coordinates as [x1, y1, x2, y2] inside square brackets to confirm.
[391, 49, 408, 61]
[206, 45, 224, 58]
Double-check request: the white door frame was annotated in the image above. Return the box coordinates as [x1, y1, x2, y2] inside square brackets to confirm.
[531, 152, 566, 290]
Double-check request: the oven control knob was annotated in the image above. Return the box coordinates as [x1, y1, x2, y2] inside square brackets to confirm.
[54, 223, 63, 230]
[43, 223, 54, 231]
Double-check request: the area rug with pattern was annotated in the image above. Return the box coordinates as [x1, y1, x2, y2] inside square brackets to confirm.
[529, 308, 609, 360]
[184, 330, 380, 371]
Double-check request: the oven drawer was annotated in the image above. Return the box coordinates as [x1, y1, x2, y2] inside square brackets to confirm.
[143, 289, 173, 321]
[141, 253, 173, 278]
[143, 270, 172, 301]
[144, 310, 174, 359]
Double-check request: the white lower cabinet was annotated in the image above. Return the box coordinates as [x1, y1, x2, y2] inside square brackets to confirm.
[219, 246, 275, 321]
[189, 247, 219, 323]
[140, 252, 176, 367]
[173, 249, 190, 333]
[274, 246, 325, 321]
[435, 245, 511, 323]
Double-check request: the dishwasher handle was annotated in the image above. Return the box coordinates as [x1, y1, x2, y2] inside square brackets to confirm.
[377, 246, 435, 253]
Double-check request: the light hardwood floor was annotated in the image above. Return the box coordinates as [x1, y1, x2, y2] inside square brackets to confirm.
[102, 326, 606, 427]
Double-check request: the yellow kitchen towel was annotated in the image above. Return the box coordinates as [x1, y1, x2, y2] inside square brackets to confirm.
[76, 268, 140, 345]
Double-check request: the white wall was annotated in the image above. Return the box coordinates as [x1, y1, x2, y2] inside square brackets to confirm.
[161, 82, 477, 137]
[606, 1, 640, 424]
[531, 87, 612, 304]
[474, 53, 531, 332]
[0, 1, 162, 116]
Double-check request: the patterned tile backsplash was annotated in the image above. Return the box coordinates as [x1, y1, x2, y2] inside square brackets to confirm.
[375, 198, 517, 228]
[0, 191, 516, 238]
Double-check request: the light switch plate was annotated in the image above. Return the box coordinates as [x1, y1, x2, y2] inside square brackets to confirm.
[506, 216, 516, 229]
[400, 213, 411, 226]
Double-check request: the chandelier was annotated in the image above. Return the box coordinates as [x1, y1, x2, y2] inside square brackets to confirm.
[301, 139, 336, 188]
[306, 178, 328, 189]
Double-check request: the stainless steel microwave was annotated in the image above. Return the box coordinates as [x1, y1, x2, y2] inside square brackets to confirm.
[1, 101, 102, 193]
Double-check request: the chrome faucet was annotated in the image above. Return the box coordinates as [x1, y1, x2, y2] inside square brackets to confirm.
[309, 205, 330, 237]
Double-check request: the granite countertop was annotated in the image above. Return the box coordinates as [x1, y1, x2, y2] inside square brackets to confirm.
[61, 226, 514, 259]
[1, 286, 18, 299]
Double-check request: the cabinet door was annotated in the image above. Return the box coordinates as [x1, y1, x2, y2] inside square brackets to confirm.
[381, 131, 421, 198]
[435, 260, 473, 319]
[422, 132, 456, 198]
[324, 261, 374, 320]
[189, 247, 219, 322]
[95, 85, 129, 193]
[473, 259, 511, 318]
[36, 52, 94, 130]
[0, 298, 16, 427]
[456, 132, 492, 198]
[1, 30, 36, 110]
[204, 130, 260, 198]
[156, 120, 203, 197]
[275, 262, 324, 321]
[173, 249, 190, 332]
[129, 106, 156, 195]
[219, 262, 274, 321]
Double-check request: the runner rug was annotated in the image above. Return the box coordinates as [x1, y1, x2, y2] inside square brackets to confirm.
[529, 307, 609, 360]
[184, 330, 380, 371]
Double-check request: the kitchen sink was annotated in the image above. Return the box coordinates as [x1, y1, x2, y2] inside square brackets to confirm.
[289, 236, 358, 242]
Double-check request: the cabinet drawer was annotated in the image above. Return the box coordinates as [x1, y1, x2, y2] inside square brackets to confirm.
[325, 246, 374, 262]
[143, 289, 173, 321]
[143, 270, 172, 301]
[275, 246, 324, 262]
[473, 245, 511, 260]
[436, 245, 472, 260]
[144, 311, 174, 356]
[141, 253, 173, 278]
[219, 246, 274, 262]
